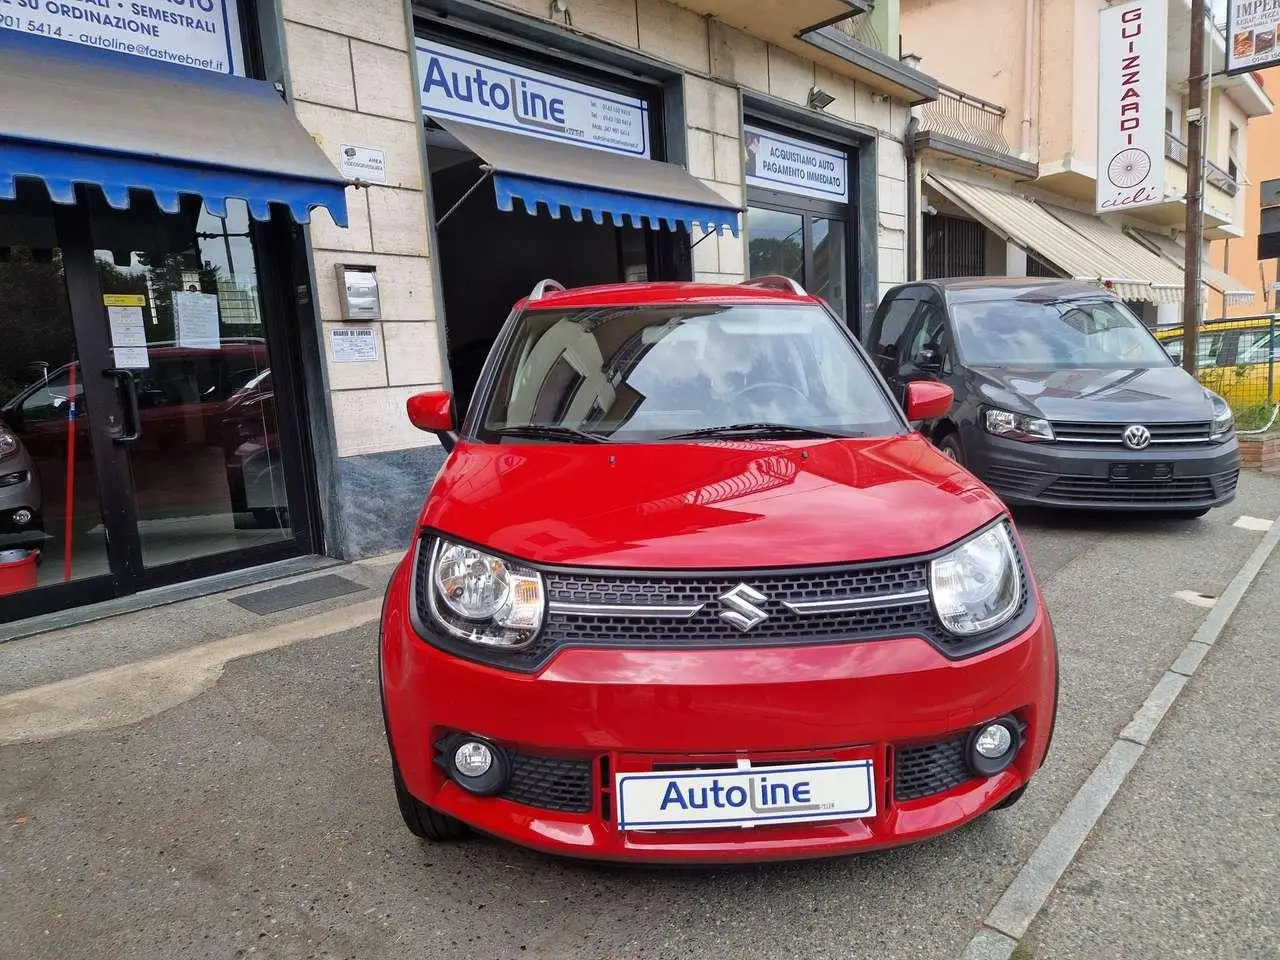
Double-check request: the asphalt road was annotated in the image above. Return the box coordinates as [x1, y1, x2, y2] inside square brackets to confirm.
[1, 472, 1277, 960]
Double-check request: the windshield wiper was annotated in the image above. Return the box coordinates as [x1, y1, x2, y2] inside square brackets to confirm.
[491, 424, 611, 444]
[659, 422, 865, 441]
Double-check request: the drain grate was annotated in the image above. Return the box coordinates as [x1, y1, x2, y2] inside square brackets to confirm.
[230, 574, 368, 615]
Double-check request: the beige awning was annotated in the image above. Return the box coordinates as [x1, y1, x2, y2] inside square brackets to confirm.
[1040, 205, 1185, 303]
[925, 175, 1178, 303]
[1127, 228, 1256, 305]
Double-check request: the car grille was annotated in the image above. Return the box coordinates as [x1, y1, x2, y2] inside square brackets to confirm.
[1042, 471, 1235, 504]
[893, 735, 974, 802]
[501, 752, 594, 814]
[413, 530, 1033, 670]
[1050, 421, 1213, 447]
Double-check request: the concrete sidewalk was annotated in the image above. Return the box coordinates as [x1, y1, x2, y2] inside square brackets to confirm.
[1018, 548, 1280, 960]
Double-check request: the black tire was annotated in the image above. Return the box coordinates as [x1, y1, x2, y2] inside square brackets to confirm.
[391, 753, 472, 842]
[937, 431, 964, 465]
[994, 784, 1027, 810]
[1167, 508, 1210, 520]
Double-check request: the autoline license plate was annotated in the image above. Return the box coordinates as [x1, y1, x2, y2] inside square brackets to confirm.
[615, 760, 876, 831]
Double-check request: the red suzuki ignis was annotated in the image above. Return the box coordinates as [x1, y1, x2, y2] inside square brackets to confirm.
[379, 278, 1057, 863]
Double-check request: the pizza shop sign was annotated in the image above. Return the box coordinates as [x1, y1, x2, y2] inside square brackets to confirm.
[1096, 0, 1167, 213]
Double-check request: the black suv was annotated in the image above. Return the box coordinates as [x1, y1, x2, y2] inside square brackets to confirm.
[865, 278, 1240, 516]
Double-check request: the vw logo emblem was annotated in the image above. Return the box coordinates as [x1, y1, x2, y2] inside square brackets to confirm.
[1122, 424, 1152, 450]
[718, 584, 769, 632]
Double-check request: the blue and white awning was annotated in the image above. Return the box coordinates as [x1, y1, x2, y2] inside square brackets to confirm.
[436, 118, 741, 237]
[0, 32, 348, 226]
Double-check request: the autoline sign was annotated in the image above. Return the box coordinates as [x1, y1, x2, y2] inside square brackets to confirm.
[0, 0, 244, 74]
[416, 40, 650, 158]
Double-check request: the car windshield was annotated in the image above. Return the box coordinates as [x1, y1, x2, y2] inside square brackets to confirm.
[951, 298, 1173, 368]
[477, 304, 903, 442]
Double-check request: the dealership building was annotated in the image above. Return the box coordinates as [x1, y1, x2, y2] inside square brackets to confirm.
[0, 0, 934, 623]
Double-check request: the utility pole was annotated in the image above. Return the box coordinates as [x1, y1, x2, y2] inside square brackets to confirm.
[1181, 0, 1206, 376]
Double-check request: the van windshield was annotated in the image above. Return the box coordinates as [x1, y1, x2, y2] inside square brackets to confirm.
[477, 304, 903, 442]
[952, 298, 1173, 368]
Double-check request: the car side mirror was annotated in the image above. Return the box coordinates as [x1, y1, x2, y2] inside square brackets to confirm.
[904, 380, 954, 422]
[406, 391, 458, 450]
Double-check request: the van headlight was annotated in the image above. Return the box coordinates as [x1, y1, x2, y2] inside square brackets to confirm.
[1207, 391, 1234, 441]
[983, 408, 1055, 442]
[425, 538, 544, 648]
[930, 522, 1021, 636]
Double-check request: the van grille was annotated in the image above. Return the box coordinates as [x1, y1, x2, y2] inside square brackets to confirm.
[1050, 421, 1213, 446]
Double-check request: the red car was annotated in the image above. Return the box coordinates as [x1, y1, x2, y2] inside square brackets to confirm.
[380, 277, 1058, 863]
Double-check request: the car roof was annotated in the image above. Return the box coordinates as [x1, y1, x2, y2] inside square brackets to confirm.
[905, 277, 1117, 304]
[519, 281, 821, 310]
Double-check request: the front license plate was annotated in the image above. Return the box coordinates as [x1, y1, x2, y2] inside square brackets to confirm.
[615, 760, 876, 831]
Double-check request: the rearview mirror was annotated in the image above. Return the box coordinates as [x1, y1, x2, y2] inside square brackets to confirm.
[904, 380, 953, 422]
[406, 391, 457, 449]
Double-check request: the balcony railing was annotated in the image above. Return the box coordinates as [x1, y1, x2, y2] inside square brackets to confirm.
[917, 82, 1012, 155]
[830, 11, 880, 50]
[1164, 131, 1239, 197]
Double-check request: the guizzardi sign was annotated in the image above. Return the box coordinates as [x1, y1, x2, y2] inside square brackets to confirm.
[1096, 0, 1168, 214]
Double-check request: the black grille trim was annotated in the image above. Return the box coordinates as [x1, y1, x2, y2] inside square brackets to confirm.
[894, 735, 974, 802]
[501, 752, 594, 814]
[410, 520, 1036, 672]
[1049, 420, 1214, 447]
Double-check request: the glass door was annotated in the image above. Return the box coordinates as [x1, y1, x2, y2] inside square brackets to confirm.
[746, 202, 850, 323]
[87, 195, 304, 578]
[0, 184, 313, 623]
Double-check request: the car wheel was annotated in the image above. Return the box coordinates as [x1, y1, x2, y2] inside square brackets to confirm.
[994, 784, 1027, 810]
[937, 432, 963, 465]
[1167, 508, 1210, 520]
[391, 753, 472, 842]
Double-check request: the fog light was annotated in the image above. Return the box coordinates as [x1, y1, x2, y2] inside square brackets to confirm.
[454, 741, 493, 778]
[11, 508, 33, 526]
[965, 717, 1022, 777]
[975, 724, 1012, 759]
[441, 735, 509, 796]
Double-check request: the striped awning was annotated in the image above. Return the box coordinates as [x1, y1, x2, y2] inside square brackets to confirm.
[925, 175, 1181, 303]
[1127, 228, 1256, 305]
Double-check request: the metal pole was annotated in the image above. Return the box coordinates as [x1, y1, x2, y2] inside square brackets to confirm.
[1181, 0, 1206, 376]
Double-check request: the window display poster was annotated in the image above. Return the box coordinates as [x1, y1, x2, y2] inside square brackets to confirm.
[173, 292, 221, 350]
[104, 294, 149, 368]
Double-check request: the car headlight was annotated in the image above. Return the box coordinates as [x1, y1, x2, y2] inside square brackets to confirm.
[1207, 391, 1234, 441]
[425, 537, 544, 648]
[983, 408, 1054, 442]
[930, 522, 1022, 636]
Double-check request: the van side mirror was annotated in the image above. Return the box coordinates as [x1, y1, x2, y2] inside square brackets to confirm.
[406, 391, 458, 450]
[916, 344, 944, 373]
[904, 380, 954, 422]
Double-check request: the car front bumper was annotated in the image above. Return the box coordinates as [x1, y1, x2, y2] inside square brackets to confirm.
[966, 431, 1240, 511]
[380, 560, 1058, 864]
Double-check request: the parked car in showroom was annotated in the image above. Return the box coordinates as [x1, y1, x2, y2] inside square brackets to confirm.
[866, 278, 1240, 517]
[0, 421, 42, 536]
[379, 276, 1058, 864]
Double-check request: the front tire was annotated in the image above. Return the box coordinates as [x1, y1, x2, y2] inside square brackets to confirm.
[994, 784, 1027, 810]
[1167, 508, 1210, 520]
[937, 431, 964, 465]
[391, 754, 471, 842]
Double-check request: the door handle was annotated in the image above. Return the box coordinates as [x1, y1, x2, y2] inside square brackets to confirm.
[104, 368, 141, 443]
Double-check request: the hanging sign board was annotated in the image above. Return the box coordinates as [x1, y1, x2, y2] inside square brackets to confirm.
[1096, 0, 1167, 213]
[416, 39, 650, 158]
[1227, 1, 1280, 74]
[743, 126, 849, 204]
[0, 0, 244, 75]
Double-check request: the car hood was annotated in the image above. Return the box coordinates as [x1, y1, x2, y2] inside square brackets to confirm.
[969, 365, 1214, 422]
[420, 435, 1005, 569]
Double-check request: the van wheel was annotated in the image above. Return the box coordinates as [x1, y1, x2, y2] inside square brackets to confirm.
[391, 755, 472, 842]
[937, 432, 964, 465]
[1167, 508, 1210, 520]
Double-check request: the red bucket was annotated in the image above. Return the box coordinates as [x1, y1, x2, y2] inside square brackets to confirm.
[0, 549, 38, 596]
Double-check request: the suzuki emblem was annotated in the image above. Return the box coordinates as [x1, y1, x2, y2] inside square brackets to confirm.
[1122, 424, 1152, 450]
[718, 584, 769, 632]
